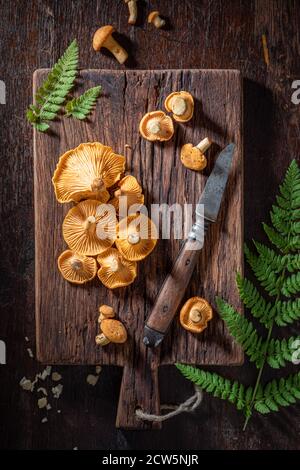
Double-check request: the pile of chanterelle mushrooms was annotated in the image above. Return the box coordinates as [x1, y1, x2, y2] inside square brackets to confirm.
[52, 142, 157, 290]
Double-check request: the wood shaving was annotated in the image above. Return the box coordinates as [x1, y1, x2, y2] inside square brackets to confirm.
[27, 348, 34, 358]
[51, 372, 62, 382]
[38, 397, 47, 409]
[41, 417, 48, 423]
[73, 447, 78, 450]
[95, 365, 102, 375]
[57, 409, 61, 414]
[86, 374, 99, 386]
[38, 366, 52, 381]
[262, 34, 270, 66]
[25, 336, 29, 342]
[52, 384, 63, 399]
[46, 403, 52, 411]
[19, 377, 32, 391]
[37, 387, 48, 396]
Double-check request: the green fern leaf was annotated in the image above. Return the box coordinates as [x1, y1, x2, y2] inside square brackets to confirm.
[236, 274, 275, 327]
[263, 223, 288, 252]
[254, 373, 300, 414]
[244, 244, 280, 296]
[266, 336, 300, 368]
[281, 272, 300, 297]
[216, 297, 264, 367]
[175, 364, 247, 413]
[26, 39, 79, 132]
[275, 298, 300, 326]
[65, 86, 101, 120]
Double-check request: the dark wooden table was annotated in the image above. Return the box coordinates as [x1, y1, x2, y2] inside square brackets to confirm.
[0, 0, 299, 450]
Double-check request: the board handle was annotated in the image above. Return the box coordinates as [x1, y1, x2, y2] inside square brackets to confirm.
[116, 351, 161, 429]
[143, 236, 204, 347]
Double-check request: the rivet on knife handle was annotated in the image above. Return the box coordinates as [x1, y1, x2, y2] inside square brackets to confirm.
[143, 143, 235, 348]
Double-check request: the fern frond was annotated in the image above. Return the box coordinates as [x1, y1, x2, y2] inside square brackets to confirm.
[27, 39, 79, 132]
[244, 244, 280, 296]
[175, 364, 252, 413]
[65, 86, 101, 120]
[236, 274, 275, 327]
[281, 272, 300, 297]
[253, 241, 287, 273]
[286, 253, 300, 273]
[263, 223, 288, 252]
[254, 372, 300, 414]
[267, 336, 300, 368]
[216, 297, 264, 367]
[275, 298, 300, 326]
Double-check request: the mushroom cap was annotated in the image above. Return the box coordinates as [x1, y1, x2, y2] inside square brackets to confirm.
[180, 143, 207, 171]
[115, 213, 158, 261]
[180, 297, 213, 333]
[63, 199, 117, 256]
[97, 248, 137, 289]
[93, 25, 115, 51]
[98, 304, 115, 318]
[110, 175, 144, 214]
[139, 111, 174, 142]
[100, 318, 127, 343]
[165, 91, 194, 122]
[57, 250, 97, 284]
[148, 11, 159, 22]
[52, 142, 125, 203]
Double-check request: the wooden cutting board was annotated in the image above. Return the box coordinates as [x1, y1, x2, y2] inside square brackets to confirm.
[34, 69, 243, 429]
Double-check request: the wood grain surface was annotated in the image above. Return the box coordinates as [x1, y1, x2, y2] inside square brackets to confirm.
[0, 0, 299, 448]
[34, 69, 243, 428]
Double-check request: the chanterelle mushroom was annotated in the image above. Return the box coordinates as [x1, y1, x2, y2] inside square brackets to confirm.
[93, 25, 128, 64]
[52, 142, 125, 203]
[96, 318, 127, 346]
[57, 250, 97, 284]
[98, 305, 115, 323]
[97, 247, 137, 289]
[110, 175, 144, 215]
[139, 111, 174, 142]
[116, 213, 158, 261]
[124, 0, 138, 25]
[165, 91, 194, 122]
[63, 200, 117, 256]
[180, 297, 213, 334]
[180, 137, 212, 171]
[148, 11, 165, 28]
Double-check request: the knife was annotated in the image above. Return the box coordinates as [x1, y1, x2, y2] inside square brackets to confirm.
[143, 143, 235, 348]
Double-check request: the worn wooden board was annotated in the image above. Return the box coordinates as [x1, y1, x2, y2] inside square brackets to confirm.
[34, 69, 243, 429]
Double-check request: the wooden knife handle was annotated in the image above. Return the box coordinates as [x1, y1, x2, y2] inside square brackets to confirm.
[144, 237, 203, 346]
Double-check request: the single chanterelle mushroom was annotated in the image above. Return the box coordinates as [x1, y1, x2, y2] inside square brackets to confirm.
[139, 111, 174, 142]
[111, 175, 144, 214]
[98, 305, 115, 323]
[93, 25, 128, 64]
[58, 250, 97, 284]
[63, 200, 117, 256]
[124, 0, 138, 25]
[97, 248, 137, 289]
[180, 137, 212, 171]
[96, 318, 127, 346]
[165, 91, 194, 122]
[180, 297, 213, 334]
[52, 142, 125, 203]
[148, 11, 165, 28]
[116, 213, 158, 261]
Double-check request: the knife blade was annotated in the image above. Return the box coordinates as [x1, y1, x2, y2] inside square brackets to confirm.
[143, 143, 235, 348]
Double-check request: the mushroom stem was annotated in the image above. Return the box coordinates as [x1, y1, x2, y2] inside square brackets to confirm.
[171, 97, 187, 116]
[153, 15, 165, 28]
[189, 308, 203, 324]
[110, 256, 121, 273]
[126, 0, 138, 25]
[103, 35, 128, 64]
[196, 137, 212, 153]
[128, 232, 140, 245]
[91, 177, 105, 192]
[70, 257, 83, 271]
[83, 215, 96, 231]
[147, 120, 161, 135]
[95, 334, 110, 346]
